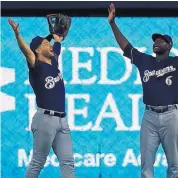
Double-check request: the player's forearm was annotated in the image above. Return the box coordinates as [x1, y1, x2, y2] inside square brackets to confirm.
[110, 21, 129, 51]
[15, 32, 34, 58]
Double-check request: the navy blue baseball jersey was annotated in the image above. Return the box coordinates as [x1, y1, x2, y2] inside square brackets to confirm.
[124, 43, 178, 106]
[28, 42, 65, 112]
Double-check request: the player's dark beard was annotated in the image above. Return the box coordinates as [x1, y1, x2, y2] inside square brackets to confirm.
[155, 50, 165, 55]
[43, 51, 52, 59]
[153, 46, 166, 55]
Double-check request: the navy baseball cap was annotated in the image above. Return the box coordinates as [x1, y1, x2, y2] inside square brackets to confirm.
[30, 34, 53, 53]
[152, 33, 173, 47]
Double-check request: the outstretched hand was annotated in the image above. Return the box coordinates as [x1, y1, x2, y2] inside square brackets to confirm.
[8, 18, 19, 34]
[108, 3, 116, 24]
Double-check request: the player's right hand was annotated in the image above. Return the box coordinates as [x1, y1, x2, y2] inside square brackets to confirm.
[108, 3, 116, 24]
[8, 18, 19, 34]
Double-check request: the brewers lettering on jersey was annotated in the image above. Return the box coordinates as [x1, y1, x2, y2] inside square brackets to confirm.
[108, 3, 178, 178]
[8, 18, 75, 178]
[143, 65, 176, 82]
[45, 73, 63, 89]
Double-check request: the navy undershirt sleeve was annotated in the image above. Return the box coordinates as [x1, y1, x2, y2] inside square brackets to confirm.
[52, 42, 61, 67]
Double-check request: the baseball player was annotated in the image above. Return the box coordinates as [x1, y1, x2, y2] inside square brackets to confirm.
[108, 3, 178, 178]
[8, 17, 75, 178]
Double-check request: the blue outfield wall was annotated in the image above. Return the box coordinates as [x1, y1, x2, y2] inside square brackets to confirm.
[1, 17, 178, 178]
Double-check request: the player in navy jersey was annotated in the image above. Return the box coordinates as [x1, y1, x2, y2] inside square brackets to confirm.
[8, 18, 75, 178]
[108, 4, 178, 178]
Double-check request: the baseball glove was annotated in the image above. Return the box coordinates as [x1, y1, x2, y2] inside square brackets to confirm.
[46, 13, 71, 39]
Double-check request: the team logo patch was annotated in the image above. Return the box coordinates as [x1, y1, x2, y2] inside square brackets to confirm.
[45, 73, 63, 89]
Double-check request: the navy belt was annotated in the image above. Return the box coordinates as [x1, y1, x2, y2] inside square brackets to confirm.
[44, 110, 66, 118]
[146, 105, 177, 113]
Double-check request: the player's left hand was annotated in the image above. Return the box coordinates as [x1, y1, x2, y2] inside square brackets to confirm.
[52, 34, 64, 42]
[46, 13, 71, 41]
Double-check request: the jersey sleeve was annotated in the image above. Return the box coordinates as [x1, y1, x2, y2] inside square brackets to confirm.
[52, 42, 61, 66]
[123, 43, 145, 68]
[27, 58, 40, 71]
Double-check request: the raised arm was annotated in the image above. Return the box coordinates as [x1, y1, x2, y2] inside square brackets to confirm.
[52, 34, 63, 57]
[8, 18, 35, 66]
[108, 3, 130, 51]
[108, 5, 146, 67]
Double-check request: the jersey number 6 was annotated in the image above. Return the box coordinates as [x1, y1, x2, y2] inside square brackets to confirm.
[165, 76, 173, 86]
